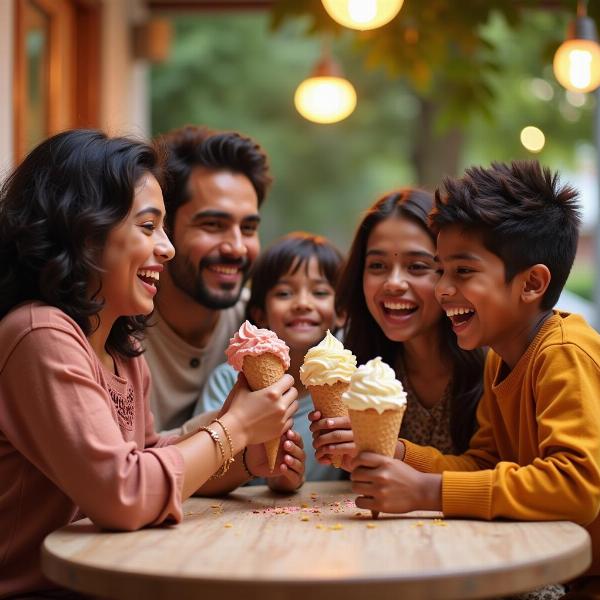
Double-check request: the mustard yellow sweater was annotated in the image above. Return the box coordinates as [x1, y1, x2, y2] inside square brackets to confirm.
[404, 311, 600, 576]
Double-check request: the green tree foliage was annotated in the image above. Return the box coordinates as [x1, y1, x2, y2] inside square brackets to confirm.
[151, 2, 599, 257]
[152, 14, 420, 247]
[464, 9, 596, 168]
[272, 1, 599, 129]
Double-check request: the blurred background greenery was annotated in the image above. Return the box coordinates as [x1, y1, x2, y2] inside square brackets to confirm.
[151, 1, 599, 301]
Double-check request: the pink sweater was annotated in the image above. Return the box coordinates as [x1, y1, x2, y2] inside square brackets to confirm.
[0, 303, 184, 597]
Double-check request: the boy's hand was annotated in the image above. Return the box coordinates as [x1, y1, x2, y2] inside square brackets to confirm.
[350, 452, 442, 514]
[268, 430, 305, 493]
[309, 410, 356, 470]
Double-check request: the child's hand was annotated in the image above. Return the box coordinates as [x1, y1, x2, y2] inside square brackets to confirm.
[244, 431, 305, 491]
[268, 430, 305, 493]
[309, 410, 356, 471]
[350, 452, 442, 514]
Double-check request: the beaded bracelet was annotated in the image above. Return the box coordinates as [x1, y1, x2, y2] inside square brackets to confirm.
[241, 447, 256, 480]
[198, 426, 232, 479]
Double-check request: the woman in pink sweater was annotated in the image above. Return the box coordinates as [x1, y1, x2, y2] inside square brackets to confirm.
[0, 130, 299, 599]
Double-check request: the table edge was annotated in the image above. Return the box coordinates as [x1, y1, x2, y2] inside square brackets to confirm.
[42, 524, 591, 591]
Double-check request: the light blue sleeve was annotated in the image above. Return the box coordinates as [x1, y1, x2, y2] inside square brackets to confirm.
[193, 362, 238, 416]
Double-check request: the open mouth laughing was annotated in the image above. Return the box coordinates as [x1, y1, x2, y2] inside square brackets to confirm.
[137, 269, 160, 288]
[382, 300, 418, 317]
[445, 306, 475, 329]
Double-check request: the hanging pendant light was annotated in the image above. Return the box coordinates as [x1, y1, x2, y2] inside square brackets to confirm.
[553, 0, 600, 93]
[321, 0, 404, 31]
[294, 51, 357, 124]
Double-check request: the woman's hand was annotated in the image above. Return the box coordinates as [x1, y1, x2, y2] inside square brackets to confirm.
[309, 410, 356, 471]
[244, 430, 306, 492]
[224, 373, 298, 449]
[350, 452, 442, 514]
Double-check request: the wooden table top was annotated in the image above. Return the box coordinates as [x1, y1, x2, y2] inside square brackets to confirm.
[42, 481, 591, 600]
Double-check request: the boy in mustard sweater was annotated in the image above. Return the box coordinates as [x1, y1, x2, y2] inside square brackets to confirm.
[346, 161, 600, 596]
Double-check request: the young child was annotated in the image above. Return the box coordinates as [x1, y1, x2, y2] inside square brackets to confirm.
[194, 231, 345, 491]
[0, 130, 298, 598]
[350, 162, 600, 598]
[311, 188, 485, 467]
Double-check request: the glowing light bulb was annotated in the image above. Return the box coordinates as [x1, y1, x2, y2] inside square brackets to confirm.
[294, 76, 357, 124]
[321, 0, 404, 31]
[568, 49, 593, 89]
[553, 39, 600, 93]
[348, 0, 377, 24]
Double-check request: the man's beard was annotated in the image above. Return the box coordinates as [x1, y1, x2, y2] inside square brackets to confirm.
[169, 254, 251, 310]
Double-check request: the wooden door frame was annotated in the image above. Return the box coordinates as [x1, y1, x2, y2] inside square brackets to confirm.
[13, 0, 101, 161]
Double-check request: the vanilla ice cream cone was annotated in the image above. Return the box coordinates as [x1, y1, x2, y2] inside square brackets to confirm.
[308, 381, 349, 468]
[300, 331, 357, 469]
[342, 357, 407, 518]
[348, 407, 405, 458]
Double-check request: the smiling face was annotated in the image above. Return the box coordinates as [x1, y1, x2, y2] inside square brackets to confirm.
[435, 225, 526, 354]
[168, 167, 260, 309]
[362, 216, 442, 343]
[98, 174, 174, 319]
[256, 256, 340, 354]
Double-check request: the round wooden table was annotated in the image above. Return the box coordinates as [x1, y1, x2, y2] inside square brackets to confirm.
[42, 481, 591, 600]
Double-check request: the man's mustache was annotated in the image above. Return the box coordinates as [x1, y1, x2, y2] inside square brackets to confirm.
[199, 255, 250, 272]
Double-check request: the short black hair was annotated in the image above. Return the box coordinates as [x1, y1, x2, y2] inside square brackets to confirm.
[156, 125, 272, 232]
[245, 232, 343, 324]
[0, 129, 163, 358]
[430, 160, 581, 310]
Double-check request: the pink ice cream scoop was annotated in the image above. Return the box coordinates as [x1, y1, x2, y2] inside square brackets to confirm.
[226, 320, 290, 371]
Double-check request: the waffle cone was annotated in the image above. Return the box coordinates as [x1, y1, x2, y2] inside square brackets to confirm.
[348, 407, 405, 458]
[242, 353, 286, 472]
[308, 381, 349, 468]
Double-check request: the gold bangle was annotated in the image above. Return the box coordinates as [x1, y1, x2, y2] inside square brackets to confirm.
[213, 418, 235, 460]
[242, 447, 256, 480]
[198, 426, 232, 479]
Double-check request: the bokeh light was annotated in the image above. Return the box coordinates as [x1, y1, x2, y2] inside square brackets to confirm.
[520, 126, 546, 153]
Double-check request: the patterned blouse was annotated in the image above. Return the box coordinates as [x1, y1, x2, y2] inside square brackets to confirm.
[395, 358, 456, 455]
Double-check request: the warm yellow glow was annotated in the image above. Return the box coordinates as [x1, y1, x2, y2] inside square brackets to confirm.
[321, 0, 404, 30]
[520, 126, 546, 153]
[553, 39, 600, 93]
[294, 76, 357, 124]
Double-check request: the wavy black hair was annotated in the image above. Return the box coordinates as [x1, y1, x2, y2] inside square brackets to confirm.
[336, 189, 485, 453]
[431, 160, 581, 310]
[156, 125, 272, 233]
[245, 232, 344, 325]
[0, 129, 164, 357]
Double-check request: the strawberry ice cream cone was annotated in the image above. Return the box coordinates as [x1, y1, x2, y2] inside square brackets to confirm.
[242, 353, 286, 472]
[226, 321, 291, 473]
